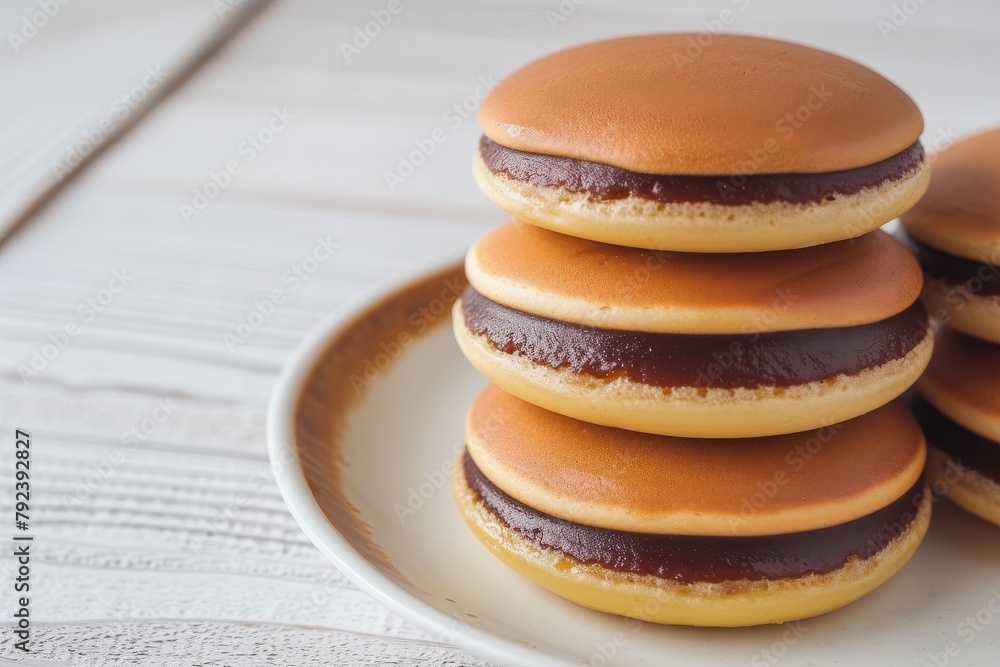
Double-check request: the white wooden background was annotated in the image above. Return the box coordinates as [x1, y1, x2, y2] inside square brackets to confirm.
[0, 1, 997, 665]
[0, 0, 272, 241]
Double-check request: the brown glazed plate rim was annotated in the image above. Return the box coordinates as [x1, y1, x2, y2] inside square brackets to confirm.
[267, 259, 1000, 667]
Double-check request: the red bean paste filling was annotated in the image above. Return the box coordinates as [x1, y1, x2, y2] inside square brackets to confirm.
[480, 135, 925, 206]
[461, 286, 928, 390]
[464, 450, 922, 583]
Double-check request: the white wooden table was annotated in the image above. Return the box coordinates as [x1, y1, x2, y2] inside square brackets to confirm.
[0, 1, 997, 665]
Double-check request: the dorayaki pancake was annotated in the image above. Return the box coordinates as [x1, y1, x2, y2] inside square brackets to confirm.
[475, 34, 928, 252]
[901, 127, 1000, 344]
[902, 127, 1000, 264]
[467, 222, 923, 334]
[479, 34, 921, 175]
[917, 329, 1000, 443]
[466, 385, 925, 536]
[912, 395, 1000, 528]
[454, 224, 933, 438]
[454, 387, 932, 626]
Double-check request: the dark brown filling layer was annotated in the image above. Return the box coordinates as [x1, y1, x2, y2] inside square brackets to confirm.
[902, 235, 1000, 297]
[912, 395, 1000, 483]
[464, 450, 921, 583]
[461, 286, 929, 390]
[480, 135, 925, 206]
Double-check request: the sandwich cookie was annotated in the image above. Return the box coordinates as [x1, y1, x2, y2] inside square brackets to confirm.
[454, 222, 933, 438]
[454, 386, 930, 627]
[475, 34, 929, 253]
[901, 127, 1000, 344]
[913, 329, 1000, 526]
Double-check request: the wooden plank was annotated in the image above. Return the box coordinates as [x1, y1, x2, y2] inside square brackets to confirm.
[0, 622, 492, 666]
[0, 0, 274, 240]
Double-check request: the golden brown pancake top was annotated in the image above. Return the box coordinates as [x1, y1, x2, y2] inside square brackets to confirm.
[919, 329, 1000, 424]
[466, 222, 923, 334]
[466, 386, 925, 536]
[479, 34, 923, 175]
[902, 127, 1000, 264]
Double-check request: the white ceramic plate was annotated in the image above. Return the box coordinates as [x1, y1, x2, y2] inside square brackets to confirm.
[268, 261, 1000, 667]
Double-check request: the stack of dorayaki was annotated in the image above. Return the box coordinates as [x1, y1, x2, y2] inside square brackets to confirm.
[451, 34, 937, 626]
[901, 128, 1000, 529]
